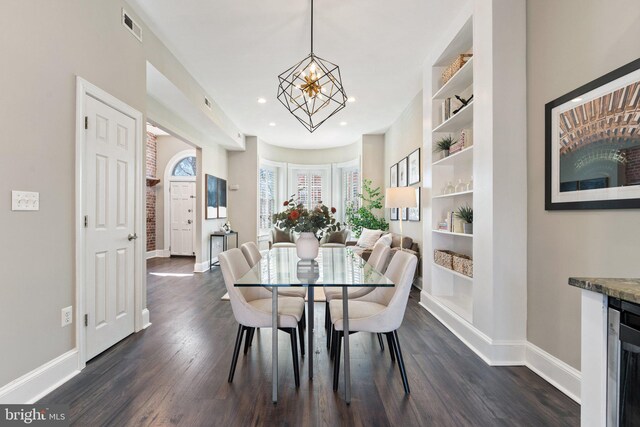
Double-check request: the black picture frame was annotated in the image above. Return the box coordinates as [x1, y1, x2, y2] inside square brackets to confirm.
[408, 187, 421, 221]
[390, 163, 398, 221]
[205, 174, 218, 219]
[545, 57, 640, 210]
[408, 148, 421, 185]
[398, 157, 408, 187]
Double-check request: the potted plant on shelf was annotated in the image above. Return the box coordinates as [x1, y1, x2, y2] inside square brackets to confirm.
[434, 135, 456, 158]
[272, 196, 341, 260]
[345, 179, 389, 238]
[455, 205, 473, 234]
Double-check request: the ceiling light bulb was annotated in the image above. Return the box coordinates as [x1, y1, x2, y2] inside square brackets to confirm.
[257, 97, 267, 104]
[269, 122, 276, 127]
[340, 121, 347, 126]
[348, 97, 356, 103]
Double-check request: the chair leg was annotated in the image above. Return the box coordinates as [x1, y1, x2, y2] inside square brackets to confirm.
[386, 332, 396, 362]
[332, 331, 342, 391]
[301, 306, 306, 331]
[289, 328, 300, 388]
[391, 330, 410, 394]
[243, 327, 255, 355]
[377, 333, 385, 351]
[330, 326, 337, 360]
[324, 301, 329, 330]
[298, 319, 305, 357]
[228, 324, 245, 383]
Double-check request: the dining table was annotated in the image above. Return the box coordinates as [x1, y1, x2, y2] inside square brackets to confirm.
[234, 246, 394, 404]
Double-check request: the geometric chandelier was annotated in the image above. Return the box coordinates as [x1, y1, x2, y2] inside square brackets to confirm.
[277, 0, 348, 132]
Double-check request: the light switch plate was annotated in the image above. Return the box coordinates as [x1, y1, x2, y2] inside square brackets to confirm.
[12, 191, 39, 211]
[61, 306, 73, 327]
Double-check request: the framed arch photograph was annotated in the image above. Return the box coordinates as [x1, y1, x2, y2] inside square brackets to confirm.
[545, 58, 640, 210]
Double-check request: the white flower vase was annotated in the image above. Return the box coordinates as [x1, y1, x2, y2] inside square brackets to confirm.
[296, 232, 319, 260]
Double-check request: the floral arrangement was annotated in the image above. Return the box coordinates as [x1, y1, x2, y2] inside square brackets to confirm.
[272, 196, 341, 238]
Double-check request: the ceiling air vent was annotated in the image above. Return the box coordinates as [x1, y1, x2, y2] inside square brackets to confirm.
[122, 9, 142, 42]
[204, 97, 212, 110]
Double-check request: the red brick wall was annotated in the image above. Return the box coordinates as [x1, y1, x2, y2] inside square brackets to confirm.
[146, 132, 157, 252]
[626, 146, 640, 185]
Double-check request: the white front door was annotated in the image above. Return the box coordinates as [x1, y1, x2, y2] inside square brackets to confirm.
[84, 95, 137, 360]
[170, 181, 196, 256]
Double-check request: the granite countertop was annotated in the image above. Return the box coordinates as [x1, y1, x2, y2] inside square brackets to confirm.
[569, 277, 640, 304]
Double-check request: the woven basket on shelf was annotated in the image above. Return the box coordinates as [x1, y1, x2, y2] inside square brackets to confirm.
[452, 253, 473, 277]
[442, 54, 473, 84]
[434, 249, 455, 269]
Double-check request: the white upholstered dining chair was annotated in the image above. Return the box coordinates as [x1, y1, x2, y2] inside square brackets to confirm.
[329, 249, 418, 393]
[219, 248, 305, 387]
[324, 242, 391, 347]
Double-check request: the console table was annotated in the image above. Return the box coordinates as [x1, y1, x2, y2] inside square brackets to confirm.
[209, 231, 239, 269]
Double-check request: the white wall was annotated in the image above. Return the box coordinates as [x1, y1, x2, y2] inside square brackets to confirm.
[0, 0, 236, 390]
[384, 91, 423, 248]
[527, 0, 640, 369]
[259, 140, 361, 165]
[228, 136, 259, 246]
[361, 135, 385, 198]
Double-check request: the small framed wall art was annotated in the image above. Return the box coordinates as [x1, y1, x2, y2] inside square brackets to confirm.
[408, 148, 421, 185]
[408, 187, 421, 221]
[398, 157, 408, 187]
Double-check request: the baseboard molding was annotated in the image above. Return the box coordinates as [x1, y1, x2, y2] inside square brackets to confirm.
[193, 259, 214, 273]
[141, 308, 151, 330]
[146, 250, 157, 259]
[419, 291, 581, 403]
[420, 294, 526, 365]
[0, 350, 80, 404]
[147, 249, 170, 259]
[525, 342, 581, 403]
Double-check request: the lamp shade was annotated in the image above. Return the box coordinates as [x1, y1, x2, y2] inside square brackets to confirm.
[385, 187, 417, 208]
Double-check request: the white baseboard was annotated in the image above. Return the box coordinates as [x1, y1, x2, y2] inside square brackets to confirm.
[193, 259, 214, 273]
[146, 250, 157, 259]
[420, 294, 526, 365]
[525, 342, 581, 403]
[141, 308, 151, 330]
[0, 350, 80, 404]
[146, 249, 170, 259]
[419, 291, 581, 403]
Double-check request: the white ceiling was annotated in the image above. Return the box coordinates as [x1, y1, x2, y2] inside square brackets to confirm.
[129, 0, 460, 148]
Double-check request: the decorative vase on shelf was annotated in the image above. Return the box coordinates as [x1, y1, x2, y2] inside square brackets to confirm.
[463, 223, 473, 234]
[443, 149, 450, 158]
[467, 176, 474, 191]
[296, 232, 319, 260]
[455, 179, 466, 193]
[445, 181, 455, 194]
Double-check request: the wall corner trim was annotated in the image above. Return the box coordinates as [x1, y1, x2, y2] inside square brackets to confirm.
[193, 259, 213, 273]
[0, 350, 80, 404]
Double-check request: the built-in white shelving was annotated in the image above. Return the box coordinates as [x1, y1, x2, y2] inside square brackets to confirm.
[432, 262, 473, 282]
[433, 190, 473, 199]
[432, 230, 473, 238]
[432, 145, 473, 166]
[432, 56, 474, 101]
[432, 100, 474, 134]
[432, 295, 473, 323]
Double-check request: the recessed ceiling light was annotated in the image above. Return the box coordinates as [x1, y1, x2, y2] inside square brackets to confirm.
[340, 121, 347, 126]
[347, 97, 356, 103]
[257, 97, 267, 104]
[269, 122, 276, 127]
[571, 97, 583, 102]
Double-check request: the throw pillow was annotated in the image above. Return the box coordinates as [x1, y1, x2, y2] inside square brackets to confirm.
[391, 234, 413, 249]
[375, 233, 393, 247]
[328, 229, 348, 244]
[356, 228, 384, 249]
[272, 227, 292, 243]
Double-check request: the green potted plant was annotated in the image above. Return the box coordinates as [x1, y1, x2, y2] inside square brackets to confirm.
[345, 179, 389, 238]
[455, 204, 473, 234]
[434, 135, 456, 157]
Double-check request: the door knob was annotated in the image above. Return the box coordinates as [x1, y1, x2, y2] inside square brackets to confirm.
[188, 209, 192, 212]
[187, 220, 192, 224]
[128, 233, 138, 241]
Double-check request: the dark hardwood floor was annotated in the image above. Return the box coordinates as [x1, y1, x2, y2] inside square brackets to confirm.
[40, 256, 579, 426]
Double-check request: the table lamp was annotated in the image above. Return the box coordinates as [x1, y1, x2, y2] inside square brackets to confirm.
[385, 187, 417, 251]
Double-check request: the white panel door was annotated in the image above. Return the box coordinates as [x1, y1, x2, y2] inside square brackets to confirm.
[170, 181, 195, 256]
[85, 95, 136, 360]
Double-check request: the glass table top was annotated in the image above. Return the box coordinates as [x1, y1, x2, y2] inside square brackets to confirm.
[235, 247, 394, 287]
